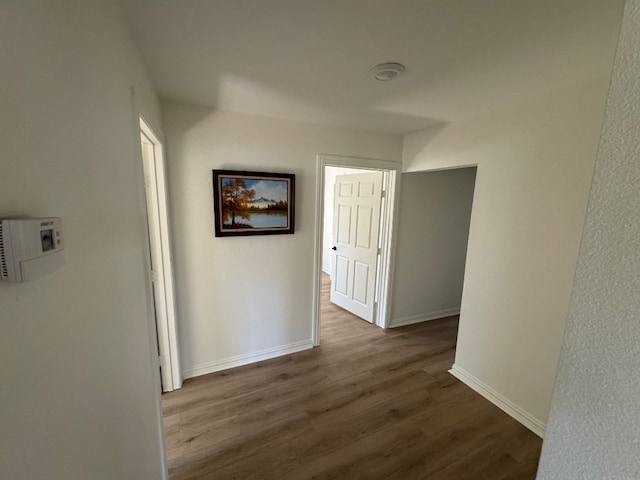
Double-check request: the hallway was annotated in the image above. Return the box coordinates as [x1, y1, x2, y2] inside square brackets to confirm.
[161, 275, 542, 479]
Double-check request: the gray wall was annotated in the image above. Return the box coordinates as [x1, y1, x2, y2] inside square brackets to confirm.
[391, 168, 476, 326]
[538, 1, 640, 477]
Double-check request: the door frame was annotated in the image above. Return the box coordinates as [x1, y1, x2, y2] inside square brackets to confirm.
[312, 154, 402, 345]
[140, 117, 182, 392]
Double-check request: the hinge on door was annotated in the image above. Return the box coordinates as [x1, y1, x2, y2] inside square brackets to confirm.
[377, 247, 382, 255]
[158, 355, 164, 367]
[151, 270, 159, 282]
[381, 190, 386, 198]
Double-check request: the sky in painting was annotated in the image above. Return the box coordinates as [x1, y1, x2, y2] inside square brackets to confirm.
[242, 179, 288, 202]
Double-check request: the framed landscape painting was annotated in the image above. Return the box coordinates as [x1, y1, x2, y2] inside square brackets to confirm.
[212, 170, 295, 237]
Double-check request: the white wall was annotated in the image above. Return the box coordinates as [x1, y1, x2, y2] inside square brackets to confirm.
[322, 166, 370, 275]
[390, 168, 476, 327]
[0, 1, 166, 479]
[402, 77, 616, 433]
[538, 1, 640, 477]
[161, 101, 402, 377]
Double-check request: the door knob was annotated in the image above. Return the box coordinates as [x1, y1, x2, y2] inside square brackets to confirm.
[331, 246, 337, 251]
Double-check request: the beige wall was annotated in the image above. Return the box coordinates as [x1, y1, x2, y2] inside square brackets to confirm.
[538, 1, 640, 477]
[161, 101, 402, 377]
[402, 78, 614, 432]
[390, 168, 476, 326]
[0, 1, 166, 479]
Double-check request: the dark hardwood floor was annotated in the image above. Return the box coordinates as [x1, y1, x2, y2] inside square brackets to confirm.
[162, 275, 542, 479]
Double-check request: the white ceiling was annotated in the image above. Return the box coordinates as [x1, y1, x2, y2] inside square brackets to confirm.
[121, 0, 624, 135]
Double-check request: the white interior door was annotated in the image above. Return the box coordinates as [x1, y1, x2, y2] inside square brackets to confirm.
[141, 134, 171, 391]
[140, 121, 181, 393]
[331, 171, 383, 322]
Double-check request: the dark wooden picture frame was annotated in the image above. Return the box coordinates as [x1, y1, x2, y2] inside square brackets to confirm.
[212, 170, 295, 237]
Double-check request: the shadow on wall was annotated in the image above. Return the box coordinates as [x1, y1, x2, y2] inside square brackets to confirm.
[390, 167, 476, 327]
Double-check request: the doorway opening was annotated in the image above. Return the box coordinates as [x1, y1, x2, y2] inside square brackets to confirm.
[312, 154, 401, 345]
[140, 118, 182, 392]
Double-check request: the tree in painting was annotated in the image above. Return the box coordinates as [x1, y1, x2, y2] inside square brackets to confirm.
[221, 178, 256, 227]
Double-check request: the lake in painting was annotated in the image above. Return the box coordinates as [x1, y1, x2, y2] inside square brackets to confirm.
[230, 211, 288, 228]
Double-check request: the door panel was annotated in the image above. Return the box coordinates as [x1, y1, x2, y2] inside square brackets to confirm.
[355, 205, 373, 248]
[339, 182, 354, 196]
[330, 171, 383, 322]
[353, 261, 369, 305]
[359, 181, 375, 197]
[337, 205, 352, 244]
[335, 255, 349, 294]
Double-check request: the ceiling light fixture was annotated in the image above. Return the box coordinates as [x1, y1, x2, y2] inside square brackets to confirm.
[369, 62, 405, 81]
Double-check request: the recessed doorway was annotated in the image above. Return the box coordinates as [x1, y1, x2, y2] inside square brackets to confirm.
[312, 154, 401, 345]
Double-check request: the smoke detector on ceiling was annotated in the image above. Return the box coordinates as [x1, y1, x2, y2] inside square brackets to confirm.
[369, 62, 405, 81]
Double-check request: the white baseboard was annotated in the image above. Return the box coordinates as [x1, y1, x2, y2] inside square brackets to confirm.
[389, 308, 460, 328]
[183, 340, 314, 379]
[449, 364, 546, 438]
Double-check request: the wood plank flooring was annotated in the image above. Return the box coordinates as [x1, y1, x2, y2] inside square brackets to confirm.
[162, 275, 542, 479]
